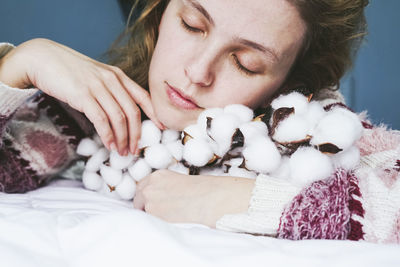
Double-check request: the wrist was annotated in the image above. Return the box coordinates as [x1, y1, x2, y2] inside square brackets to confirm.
[207, 175, 254, 228]
[0, 47, 31, 89]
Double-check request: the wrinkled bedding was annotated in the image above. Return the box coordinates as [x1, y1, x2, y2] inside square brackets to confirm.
[0, 179, 399, 267]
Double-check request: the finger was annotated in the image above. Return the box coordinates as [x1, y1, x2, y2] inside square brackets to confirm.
[111, 66, 165, 130]
[102, 73, 142, 154]
[134, 176, 152, 210]
[133, 189, 145, 210]
[93, 84, 128, 155]
[82, 96, 115, 150]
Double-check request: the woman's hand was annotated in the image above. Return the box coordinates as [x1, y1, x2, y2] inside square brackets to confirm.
[0, 38, 163, 155]
[133, 170, 254, 228]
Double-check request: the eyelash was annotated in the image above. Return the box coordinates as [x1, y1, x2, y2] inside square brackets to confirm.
[232, 54, 257, 76]
[180, 18, 203, 33]
[180, 18, 257, 76]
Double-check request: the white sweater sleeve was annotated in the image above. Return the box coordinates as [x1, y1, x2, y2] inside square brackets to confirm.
[216, 174, 301, 235]
[0, 42, 39, 116]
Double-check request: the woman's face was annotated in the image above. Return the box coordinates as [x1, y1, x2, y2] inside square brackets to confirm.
[148, 0, 306, 130]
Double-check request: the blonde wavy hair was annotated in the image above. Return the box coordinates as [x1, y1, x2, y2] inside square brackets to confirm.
[108, 0, 368, 95]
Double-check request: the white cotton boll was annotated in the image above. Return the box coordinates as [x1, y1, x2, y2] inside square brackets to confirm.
[99, 182, 120, 199]
[144, 143, 173, 169]
[183, 138, 214, 167]
[100, 164, 123, 187]
[224, 157, 244, 167]
[128, 158, 152, 182]
[210, 113, 241, 138]
[271, 156, 291, 181]
[289, 147, 333, 187]
[208, 138, 241, 158]
[228, 166, 257, 179]
[273, 114, 309, 143]
[332, 146, 360, 170]
[305, 101, 326, 130]
[161, 129, 180, 144]
[223, 104, 254, 123]
[138, 120, 162, 148]
[197, 107, 224, 130]
[115, 173, 136, 200]
[209, 113, 241, 146]
[239, 121, 269, 143]
[199, 167, 227, 176]
[242, 136, 281, 173]
[182, 124, 209, 141]
[210, 139, 232, 157]
[82, 171, 104, 191]
[208, 139, 222, 157]
[109, 150, 135, 170]
[76, 138, 100, 157]
[168, 162, 189, 175]
[330, 107, 363, 139]
[166, 140, 184, 161]
[85, 147, 110, 172]
[310, 108, 363, 151]
[271, 92, 309, 115]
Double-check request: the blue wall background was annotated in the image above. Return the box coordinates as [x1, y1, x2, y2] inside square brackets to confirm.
[1, 0, 399, 129]
[340, 0, 400, 129]
[0, 0, 125, 59]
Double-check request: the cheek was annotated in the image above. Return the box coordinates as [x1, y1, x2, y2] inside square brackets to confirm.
[149, 16, 183, 93]
[209, 74, 284, 109]
[151, 17, 192, 71]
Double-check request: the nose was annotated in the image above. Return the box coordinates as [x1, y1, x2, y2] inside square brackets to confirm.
[184, 49, 215, 87]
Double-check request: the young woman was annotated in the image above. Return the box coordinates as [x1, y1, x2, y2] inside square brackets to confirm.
[1, 0, 399, 242]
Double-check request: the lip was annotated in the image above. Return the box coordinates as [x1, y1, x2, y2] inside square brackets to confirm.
[165, 82, 199, 110]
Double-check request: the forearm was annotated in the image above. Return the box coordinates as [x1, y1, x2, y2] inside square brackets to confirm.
[0, 42, 32, 88]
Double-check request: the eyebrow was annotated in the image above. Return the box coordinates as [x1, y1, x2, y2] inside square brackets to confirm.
[182, 0, 280, 63]
[184, 0, 215, 26]
[234, 38, 280, 63]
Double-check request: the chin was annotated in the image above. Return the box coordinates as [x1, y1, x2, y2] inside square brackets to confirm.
[153, 103, 197, 131]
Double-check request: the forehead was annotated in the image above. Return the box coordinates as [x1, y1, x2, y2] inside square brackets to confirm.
[180, 0, 306, 59]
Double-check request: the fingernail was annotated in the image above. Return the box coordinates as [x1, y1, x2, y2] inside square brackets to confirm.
[123, 148, 128, 156]
[130, 144, 136, 155]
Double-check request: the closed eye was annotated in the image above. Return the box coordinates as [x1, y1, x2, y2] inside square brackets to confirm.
[232, 54, 258, 76]
[180, 18, 203, 33]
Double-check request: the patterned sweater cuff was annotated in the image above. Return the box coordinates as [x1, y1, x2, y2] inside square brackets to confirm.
[0, 43, 39, 116]
[216, 174, 301, 235]
[0, 42, 15, 58]
[0, 81, 39, 116]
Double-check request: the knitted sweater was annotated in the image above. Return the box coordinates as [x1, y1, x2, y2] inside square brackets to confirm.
[1, 42, 399, 243]
[0, 43, 95, 192]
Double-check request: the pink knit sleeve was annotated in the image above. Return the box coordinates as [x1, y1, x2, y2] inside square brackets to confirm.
[277, 120, 400, 243]
[276, 92, 367, 241]
[277, 168, 364, 240]
[0, 43, 95, 193]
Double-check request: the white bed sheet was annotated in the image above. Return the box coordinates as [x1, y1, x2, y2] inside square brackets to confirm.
[0, 179, 399, 267]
